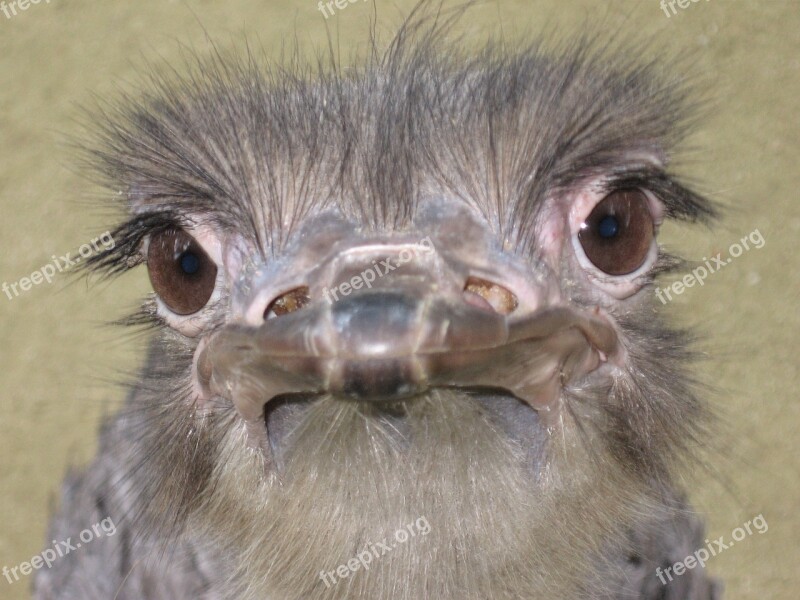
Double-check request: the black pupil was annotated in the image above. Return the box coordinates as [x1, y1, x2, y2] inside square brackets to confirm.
[597, 214, 620, 239]
[180, 251, 201, 275]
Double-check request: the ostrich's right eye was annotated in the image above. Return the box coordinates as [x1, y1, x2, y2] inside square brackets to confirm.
[147, 228, 218, 315]
[577, 189, 655, 276]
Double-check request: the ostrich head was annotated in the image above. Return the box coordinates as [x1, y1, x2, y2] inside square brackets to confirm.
[84, 13, 715, 600]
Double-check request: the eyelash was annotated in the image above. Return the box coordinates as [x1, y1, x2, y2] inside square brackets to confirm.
[600, 170, 715, 224]
[81, 212, 186, 279]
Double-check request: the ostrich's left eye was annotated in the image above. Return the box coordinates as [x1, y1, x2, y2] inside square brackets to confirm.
[578, 189, 655, 276]
[147, 228, 218, 315]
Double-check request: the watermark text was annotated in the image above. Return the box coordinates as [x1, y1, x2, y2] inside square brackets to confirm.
[319, 516, 431, 588]
[655, 228, 765, 304]
[3, 517, 117, 585]
[1, 0, 51, 21]
[322, 236, 435, 304]
[660, 0, 711, 19]
[655, 513, 767, 585]
[2, 231, 115, 301]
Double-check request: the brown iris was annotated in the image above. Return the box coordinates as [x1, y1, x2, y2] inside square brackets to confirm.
[147, 228, 217, 315]
[578, 189, 655, 276]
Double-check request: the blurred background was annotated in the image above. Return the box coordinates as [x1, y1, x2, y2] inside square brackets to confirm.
[0, 1, 797, 598]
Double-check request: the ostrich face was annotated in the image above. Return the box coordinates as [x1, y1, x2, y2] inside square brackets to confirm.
[87, 23, 714, 600]
[190, 192, 630, 454]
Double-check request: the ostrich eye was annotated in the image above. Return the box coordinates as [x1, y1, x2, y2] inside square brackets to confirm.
[147, 228, 217, 315]
[578, 189, 655, 276]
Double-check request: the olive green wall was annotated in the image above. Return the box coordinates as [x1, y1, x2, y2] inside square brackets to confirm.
[1, 1, 797, 598]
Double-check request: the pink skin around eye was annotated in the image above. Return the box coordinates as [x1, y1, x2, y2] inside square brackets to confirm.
[535, 186, 605, 273]
[538, 178, 664, 300]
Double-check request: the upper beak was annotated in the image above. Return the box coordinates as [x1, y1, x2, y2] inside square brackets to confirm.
[195, 241, 618, 429]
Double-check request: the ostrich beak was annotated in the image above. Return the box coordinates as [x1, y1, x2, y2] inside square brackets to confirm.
[195, 233, 618, 438]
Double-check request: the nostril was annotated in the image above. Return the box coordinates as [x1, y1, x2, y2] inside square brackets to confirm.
[264, 286, 311, 320]
[463, 276, 518, 315]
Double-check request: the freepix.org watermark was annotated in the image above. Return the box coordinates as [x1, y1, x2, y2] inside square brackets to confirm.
[321, 236, 435, 304]
[319, 516, 432, 589]
[655, 513, 768, 585]
[660, 0, 711, 19]
[1, 0, 51, 21]
[2, 231, 115, 301]
[316, 0, 368, 20]
[655, 228, 765, 304]
[3, 517, 117, 585]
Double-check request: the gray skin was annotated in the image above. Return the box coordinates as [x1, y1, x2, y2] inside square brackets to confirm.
[34, 8, 722, 600]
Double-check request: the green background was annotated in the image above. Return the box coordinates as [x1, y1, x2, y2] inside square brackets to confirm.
[1, 1, 797, 598]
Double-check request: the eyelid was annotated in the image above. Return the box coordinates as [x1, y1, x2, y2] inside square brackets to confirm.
[143, 222, 224, 267]
[575, 186, 663, 229]
[638, 188, 665, 227]
[568, 185, 629, 235]
[598, 165, 704, 224]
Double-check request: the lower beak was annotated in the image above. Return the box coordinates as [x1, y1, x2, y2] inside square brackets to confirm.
[195, 289, 618, 425]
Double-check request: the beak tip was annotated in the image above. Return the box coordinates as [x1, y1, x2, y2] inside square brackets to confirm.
[329, 358, 428, 402]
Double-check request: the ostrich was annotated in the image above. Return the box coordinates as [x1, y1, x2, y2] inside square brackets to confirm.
[34, 9, 722, 600]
